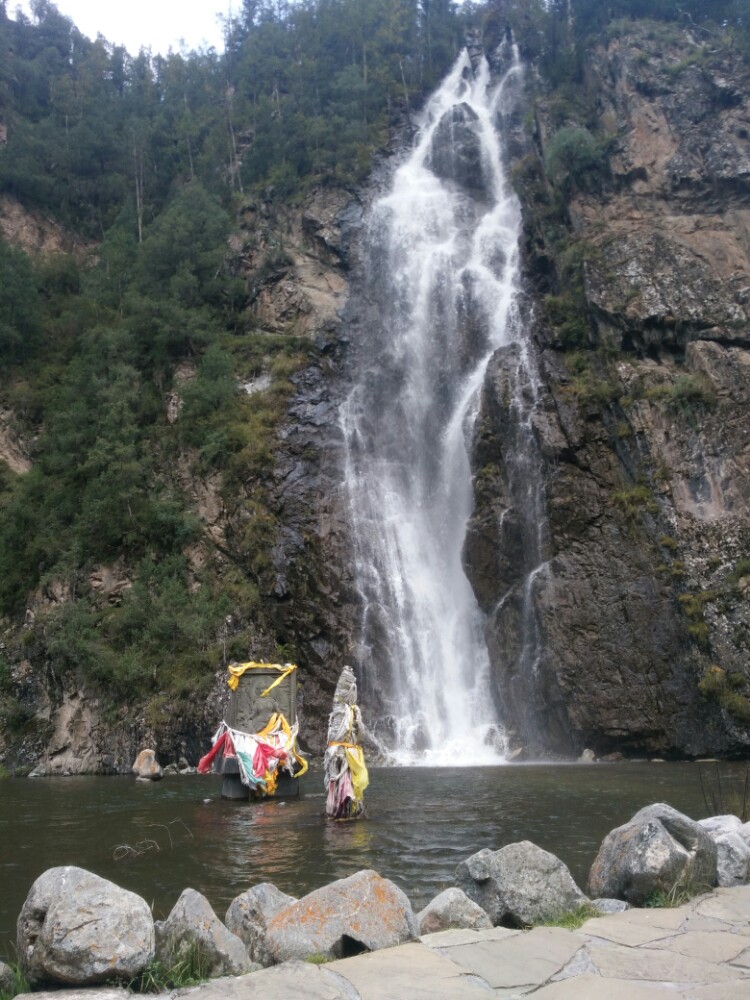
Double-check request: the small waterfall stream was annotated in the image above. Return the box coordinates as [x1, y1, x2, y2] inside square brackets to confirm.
[340, 43, 529, 765]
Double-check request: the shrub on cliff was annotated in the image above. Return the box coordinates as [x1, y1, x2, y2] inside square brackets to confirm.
[545, 126, 609, 194]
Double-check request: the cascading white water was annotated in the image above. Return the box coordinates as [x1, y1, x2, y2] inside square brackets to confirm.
[340, 44, 524, 766]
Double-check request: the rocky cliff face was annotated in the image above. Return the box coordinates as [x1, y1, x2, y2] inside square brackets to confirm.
[236, 187, 366, 750]
[466, 22, 750, 757]
[0, 184, 365, 773]
[8, 21, 750, 773]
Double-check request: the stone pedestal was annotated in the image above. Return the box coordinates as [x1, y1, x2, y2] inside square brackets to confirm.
[217, 666, 300, 800]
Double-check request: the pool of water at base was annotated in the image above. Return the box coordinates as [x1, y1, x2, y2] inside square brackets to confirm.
[0, 760, 745, 958]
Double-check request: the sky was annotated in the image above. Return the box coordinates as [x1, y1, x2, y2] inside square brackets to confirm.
[13, 0, 236, 55]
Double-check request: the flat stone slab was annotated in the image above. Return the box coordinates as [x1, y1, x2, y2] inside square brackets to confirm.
[180, 963, 361, 1000]
[15, 992, 129, 1000]
[580, 907, 687, 947]
[327, 941, 491, 999]
[680, 913, 744, 933]
[651, 929, 750, 963]
[587, 941, 746, 984]
[731, 945, 750, 968]
[528, 975, 675, 998]
[692, 885, 750, 923]
[437, 926, 584, 990]
[420, 926, 520, 948]
[684, 983, 750, 1000]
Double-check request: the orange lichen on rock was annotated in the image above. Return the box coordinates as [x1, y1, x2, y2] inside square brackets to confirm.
[264, 869, 417, 963]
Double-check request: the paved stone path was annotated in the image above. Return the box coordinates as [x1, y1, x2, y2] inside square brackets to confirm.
[21, 886, 750, 1000]
[188, 885, 750, 999]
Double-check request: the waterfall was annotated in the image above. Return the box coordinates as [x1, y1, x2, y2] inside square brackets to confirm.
[340, 43, 525, 766]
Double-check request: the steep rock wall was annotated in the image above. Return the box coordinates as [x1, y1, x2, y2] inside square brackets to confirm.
[0, 184, 364, 773]
[467, 23, 750, 757]
[243, 188, 366, 750]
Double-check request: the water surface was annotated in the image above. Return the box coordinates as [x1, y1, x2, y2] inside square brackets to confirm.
[0, 761, 739, 958]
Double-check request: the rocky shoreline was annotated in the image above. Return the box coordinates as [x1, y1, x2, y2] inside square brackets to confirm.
[4, 802, 750, 997]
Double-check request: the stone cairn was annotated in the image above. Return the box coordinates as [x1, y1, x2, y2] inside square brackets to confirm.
[323, 665, 369, 820]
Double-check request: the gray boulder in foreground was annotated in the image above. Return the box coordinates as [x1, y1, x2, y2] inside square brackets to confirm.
[455, 841, 588, 927]
[0, 961, 15, 994]
[17, 866, 154, 986]
[156, 888, 253, 978]
[589, 898, 629, 914]
[697, 815, 743, 836]
[417, 887, 492, 934]
[264, 869, 418, 963]
[588, 803, 718, 905]
[711, 831, 750, 886]
[225, 883, 297, 967]
[697, 815, 750, 886]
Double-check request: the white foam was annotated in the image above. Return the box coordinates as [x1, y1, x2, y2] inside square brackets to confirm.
[340, 44, 525, 763]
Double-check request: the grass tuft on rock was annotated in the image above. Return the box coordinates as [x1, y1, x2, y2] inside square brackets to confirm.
[642, 880, 708, 909]
[536, 902, 600, 930]
[128, 945, 212, 994]
[0, 962, 29, 1000]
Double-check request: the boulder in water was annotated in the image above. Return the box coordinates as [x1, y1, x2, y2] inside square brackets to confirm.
[417, 887, 492, 934]
[264, 870, 417, 963]
[455, 841, 588, 926]
[427, 103, 486, 197]
[588, 803, 718, 905]
[155, 888, 253, 978]
[225, 883, 297, 967]
[131, 748, 162, 781]
[17, 866, 154, 986]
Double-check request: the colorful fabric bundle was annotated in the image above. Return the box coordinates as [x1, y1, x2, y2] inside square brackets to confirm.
[226, 661, 297, 694]
[198, 713, 307, 796]
[324, 665, 369, 819]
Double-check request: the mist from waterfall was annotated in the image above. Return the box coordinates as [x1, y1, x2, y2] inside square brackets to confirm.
[340, 43, 525, 766]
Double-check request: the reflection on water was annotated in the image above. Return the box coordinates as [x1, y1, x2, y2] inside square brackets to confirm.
[0, 761, 742, 957]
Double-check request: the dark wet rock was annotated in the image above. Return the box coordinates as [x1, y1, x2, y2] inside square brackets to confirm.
[428, 103, 486, 197]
